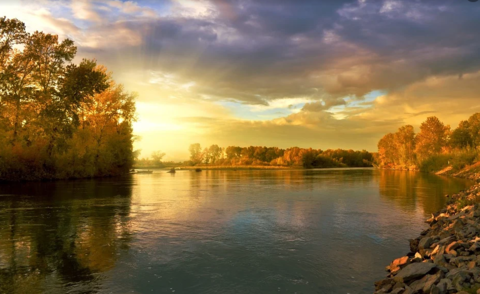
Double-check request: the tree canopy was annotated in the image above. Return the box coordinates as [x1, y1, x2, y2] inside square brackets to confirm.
[0, 17, 136, 181]
[377, 113, 480, 169]
[186, 143, 373, 168]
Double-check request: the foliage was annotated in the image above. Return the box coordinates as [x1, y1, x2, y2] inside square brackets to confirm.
[378, 113, 480, 173]
[185, 144, 373, 168]
[188, 143, 203, 165]
[0, 17, 136, 181]
[418, 154, 451, 173]
[415, 116, 450, 161]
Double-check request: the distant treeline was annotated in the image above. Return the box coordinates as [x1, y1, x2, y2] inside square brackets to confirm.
[377, 113, 480, 171]
[0, 17, 136, 181]
[187, 143, 374, 168]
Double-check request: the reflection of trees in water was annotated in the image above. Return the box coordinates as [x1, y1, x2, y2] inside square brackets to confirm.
[216, 169, 375, 192]
[0, 178, 133, 294]
[377, 170, 469, 215]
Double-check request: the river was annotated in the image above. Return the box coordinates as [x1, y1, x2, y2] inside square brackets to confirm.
[0, 169, 471, 293]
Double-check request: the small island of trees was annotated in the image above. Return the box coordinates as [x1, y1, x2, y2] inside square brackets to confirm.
[0, 17, 136, 181]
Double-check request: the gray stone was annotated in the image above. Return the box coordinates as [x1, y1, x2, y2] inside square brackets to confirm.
[437, 278, 453, 292]
[423, 272, 443, 293]
[420, 237, 434, 250]
[394, 262, 437, 282]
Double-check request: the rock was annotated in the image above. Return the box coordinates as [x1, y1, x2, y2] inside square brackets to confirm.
[437, 278, 454, 292]
[390, 288, 404, 294]
[438, 236, 455, 246]
[409, 275, 429, 293]
[430, 285, 442, 294]
[470, 242, 480, 251]
[390, 256, 410, 273]
[420, 237, 434, 250]
[402, 286, 413, 294]
[446, 241, 462, 254]
[392, 281, 406, 290]
[434, 253, 448, 267]
[422, 272, 443, 293]
[374, 278, 395, 291]
[448, 270, 471, 291]
[394, 262, 437, 282]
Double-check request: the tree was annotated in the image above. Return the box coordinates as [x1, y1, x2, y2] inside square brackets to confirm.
[415, 116, 450, 161]
[450, 120, 472, 149]
[188, 143, 202, 164]
[377, 133, 397, 167]
[151, 151, 166, 167]
[0, 17, 136, 181]
[467, 113, 480, 148]
[394, 125, 415, 166]
[208, 144, 222, 164]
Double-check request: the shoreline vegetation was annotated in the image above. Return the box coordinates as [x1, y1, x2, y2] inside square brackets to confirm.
[377, 113, 480, 175]
[0, 18, 136, 182]
[134, 144, 375, 170]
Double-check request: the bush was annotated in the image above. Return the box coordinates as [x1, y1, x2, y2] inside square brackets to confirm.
[419, 154, 451, 173]
[450, 149, 479, 171]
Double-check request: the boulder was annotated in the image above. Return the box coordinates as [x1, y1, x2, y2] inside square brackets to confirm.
[394, 262, 437, 282]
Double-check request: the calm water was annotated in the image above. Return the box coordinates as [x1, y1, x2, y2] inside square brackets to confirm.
[0, 169, 471, 294]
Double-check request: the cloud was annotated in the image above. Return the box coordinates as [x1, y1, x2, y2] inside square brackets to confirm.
[71, 0, 102, 23]
[4, 0, 480, 159]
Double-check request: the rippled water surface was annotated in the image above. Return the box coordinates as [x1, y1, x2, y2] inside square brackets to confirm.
[0, 169, 472, 293]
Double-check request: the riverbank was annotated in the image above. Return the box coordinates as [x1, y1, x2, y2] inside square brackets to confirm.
[374, 163, 480, 294]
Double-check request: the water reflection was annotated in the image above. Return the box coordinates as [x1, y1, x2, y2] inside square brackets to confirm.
[0, 170, 472, 293]
[0, 178, 133, 294]
[376, 170, 470, 215]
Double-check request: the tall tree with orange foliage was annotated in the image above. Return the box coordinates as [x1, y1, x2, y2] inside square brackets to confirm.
[415, 116, 450, 162]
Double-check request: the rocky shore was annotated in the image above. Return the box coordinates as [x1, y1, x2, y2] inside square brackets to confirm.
[374, 172, 480, 294]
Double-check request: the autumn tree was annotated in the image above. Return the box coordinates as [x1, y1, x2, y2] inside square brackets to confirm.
[415, 116, 450, 161]
[450, 120, 472, 149]
[467, 113, 480, 148]
[0, 17, 136, 181]
[394, 125, 416, 166]
[207, 144, 222, 164]
[377, 133, 397, 167]
[188, 143, 203, 165]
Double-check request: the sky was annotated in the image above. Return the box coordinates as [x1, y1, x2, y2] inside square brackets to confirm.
[2, 0, 480, 160]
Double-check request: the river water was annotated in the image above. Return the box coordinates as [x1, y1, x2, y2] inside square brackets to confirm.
[0, 169, 471, 294]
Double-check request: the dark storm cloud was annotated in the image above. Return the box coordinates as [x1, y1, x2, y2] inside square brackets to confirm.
[77, 0, 480, 108]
